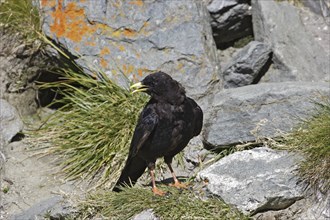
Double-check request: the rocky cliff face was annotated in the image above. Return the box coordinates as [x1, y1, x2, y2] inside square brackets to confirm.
[1, 0, 329, 219]
[39, 0, 221, 102]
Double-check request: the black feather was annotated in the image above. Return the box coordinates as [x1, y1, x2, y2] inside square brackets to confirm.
[113, 72, 203, 191]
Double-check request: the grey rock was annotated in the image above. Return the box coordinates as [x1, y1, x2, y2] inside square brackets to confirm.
[1, 139, 84, 220]
[131, 209, 158, 220]
[223, 41, 271, 88]
[0, 27, 43, 115]
[252, 0, 329, 82]
[198, 147, 304, 214]
[202, 82, 330, 149]
[301, 0, 330, 17]
[298, 192, 330, 220]
[253, 191, 330, 220]
[184, 136, 214, 166]
[217, 47, 241, 73]
[40, 0, 221, 102]
[0, 99, 23, 146]
[300, 3, 330, 58]
[11, 196, 71, 220]
[207, 0, 238, 13]
[207, 0, 253, 45]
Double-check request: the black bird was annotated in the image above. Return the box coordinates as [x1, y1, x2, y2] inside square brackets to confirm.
[113, 72, 203, 195]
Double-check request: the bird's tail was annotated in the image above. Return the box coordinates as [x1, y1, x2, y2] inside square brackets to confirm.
[113, 156, 147, 192]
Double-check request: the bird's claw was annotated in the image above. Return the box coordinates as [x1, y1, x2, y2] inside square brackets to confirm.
[152, 187, 166, 196]
[169, 181, 188, 189]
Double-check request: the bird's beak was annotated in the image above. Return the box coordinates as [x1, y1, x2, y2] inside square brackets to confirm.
[130, 82, 148, 94]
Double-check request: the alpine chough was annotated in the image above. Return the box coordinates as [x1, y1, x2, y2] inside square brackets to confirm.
[113, 72, 203, 195]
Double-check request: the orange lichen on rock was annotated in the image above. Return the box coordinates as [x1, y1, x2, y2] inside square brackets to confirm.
[96, 23, 113, 35]
[177, 62, 184, 70]
[85, 41, 96, 47]
[123, 28, 137, 37]
[111, 30, 122, 38]
[49, 0, 96, 42]
[49, 0, 65, 37]
[129, 1, 144, 7]
[74, 46, 81, 52]
[100, 58, 108, 68]
[122, 64, 127, 72]
[41, 0, 56, 7]
[41, 0, 47, 6]
[110, 28, 137, 39]
[118, 45, 126, 51]
[100, 47, 111, 55]
[140, 21, 151, 35]
[137, 68, 143, 77]
[121, 64, 135, 75]
[127, 65, 134, 74]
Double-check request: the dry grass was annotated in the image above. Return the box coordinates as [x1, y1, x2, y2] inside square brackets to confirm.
[278, 98, 330, 194]
[75, 186, 248, 220]
[0, 0, 41, 42]
[28, 66, 148, 188]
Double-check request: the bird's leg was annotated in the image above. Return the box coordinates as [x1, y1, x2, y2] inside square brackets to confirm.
[148, 162, 165, 196]
[165, 159, 188, 189]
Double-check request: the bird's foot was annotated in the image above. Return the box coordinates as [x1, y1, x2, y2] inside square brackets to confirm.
[152, 187, 166, 196]
[169, 180, 188, 189]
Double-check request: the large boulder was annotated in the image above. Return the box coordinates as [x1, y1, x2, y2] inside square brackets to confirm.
[0, 99, 23, 146]
[39, 0, 221, 101]
[252, 0, 329, 82]
[203, 82, 330, 149]
[223, 41, 271, 88]
[198, 147, 304, 215]
[206, 0, 253, 46]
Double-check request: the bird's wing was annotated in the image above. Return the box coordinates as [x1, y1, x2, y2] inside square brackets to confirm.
[129, 106, 159, 157]
[187, 97, 203, 136]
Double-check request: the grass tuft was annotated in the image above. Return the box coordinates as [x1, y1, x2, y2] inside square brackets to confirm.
[281, 98, 330, 194]
[28, 67, 148, 188]
[0, 0, 41, 42]
[77, 186, 248, 219]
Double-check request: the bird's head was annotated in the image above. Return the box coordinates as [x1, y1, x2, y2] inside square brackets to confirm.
[130, 72, 186, 104]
